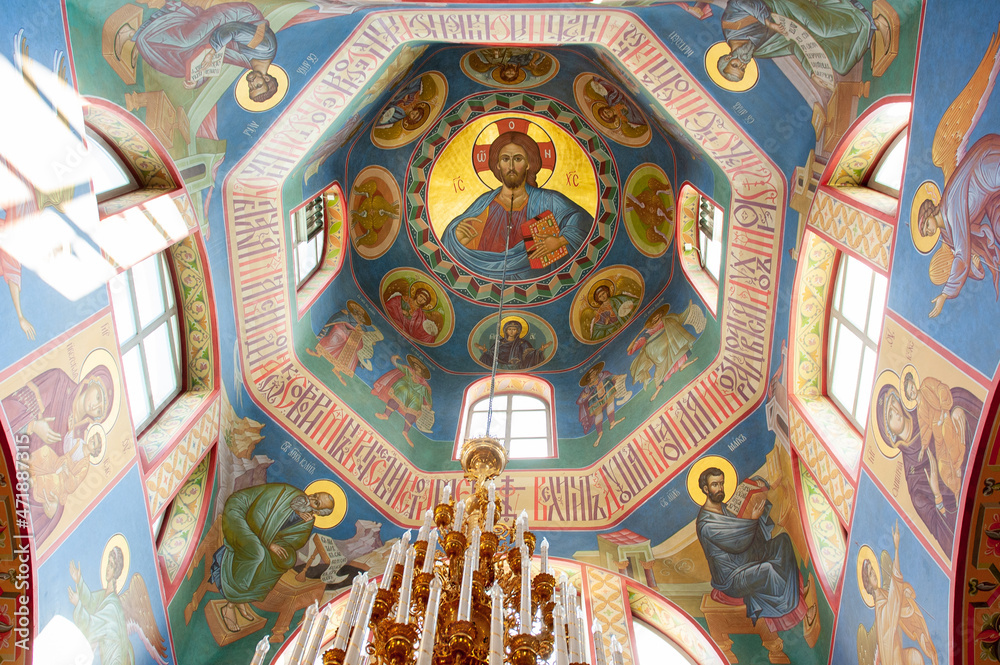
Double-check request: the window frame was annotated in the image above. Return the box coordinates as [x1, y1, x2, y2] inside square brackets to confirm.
[824, 251, 887, 432]
[85, 126, 141, 203]
[631, 618, 697, 665]
[695, 193, 723, 284]
[291, 193, 327, 288]
[865, 129, 908, 198]
[110, 250, 184, 434]
[464, 392, 553, 460]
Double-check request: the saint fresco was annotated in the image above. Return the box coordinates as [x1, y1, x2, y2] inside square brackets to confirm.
[468, 311, 557, 372]
[460, 48, 559, 89]
[371, 72, 447, 149]
[308, 300, 383, 386]
[379, 268, 454, 347]
[569, 266, 644, 344]
[627, 300, 705, 402]
[349, 166, 402, 260]
[573, 73, 650, 147]
[623, 164, 675, 258]
[0, 316, 131, 557]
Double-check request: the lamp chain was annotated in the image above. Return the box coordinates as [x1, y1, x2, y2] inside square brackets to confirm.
[485, 189, 514, 441]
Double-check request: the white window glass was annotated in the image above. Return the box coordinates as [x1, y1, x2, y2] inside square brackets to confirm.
[870, 131, 907, 196]
[697, 195, 724, 282]
[292, 194, 326, 287]
[464, 393, 551, 458]
[827, 253, 888, 430]
[109, 251, 183, 432]
[633, 620, 694, 665]
[87, 129, 137, 201]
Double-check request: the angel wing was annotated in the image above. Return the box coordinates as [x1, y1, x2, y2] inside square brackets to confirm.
[857, 622, 878, 665]
[879, 549, 893, 593]
[120, 573, 168, 665]
[681, 300, 707, 334]
[932, 23, 1000, 182]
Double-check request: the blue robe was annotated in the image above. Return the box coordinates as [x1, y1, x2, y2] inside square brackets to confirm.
[696, 499, 799, 622]
[441, 185, 593, 280]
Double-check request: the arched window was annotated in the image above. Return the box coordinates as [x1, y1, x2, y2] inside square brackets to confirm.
[466, 393, 551, 459]
[632, 619, 696, 665]
[696, 194, 724, 283]
[85, 127, 139, 202]
[677, 183, 721, 316]
[866, 130, 908, 198]
[826, 252, 888, 430]
[109, 250, 182, 432]
[291, 192, 326, 287]
[455, 375, 556, 460]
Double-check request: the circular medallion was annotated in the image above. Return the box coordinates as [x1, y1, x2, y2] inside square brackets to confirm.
[569, 266, 644, 344]
[379, 267, 455, 347]
[372, 72, 448, 149]
[467, 310, 557, 371]
[349, 166, 402, 260]
[407, 92, 619, 306]
[573, 73, 651, 148]
[623, 164, 675, 257]
[686, 455, 738, 506]
[460, 48, 559, 89]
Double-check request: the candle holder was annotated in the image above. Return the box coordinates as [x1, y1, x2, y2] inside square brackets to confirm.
[534, 572, 555, 605]
[321, 647, 346, 665]
[413, 540, 429, 570]
[508, 545, 521, 574]
[446, 619, 477, 656]
[433, 502, 454, 531]
[370, 588, 395, 625]
[378, 622, 419, 665]
[510, 633, 540, 665]
[413, 571, 434, 607]
[525, 532, 537, 557]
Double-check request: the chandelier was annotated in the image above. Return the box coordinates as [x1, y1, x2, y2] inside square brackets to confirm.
[275, 435, 621, 665]
[273, 177, 626, 665]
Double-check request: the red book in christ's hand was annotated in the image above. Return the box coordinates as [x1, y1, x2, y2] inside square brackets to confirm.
[521, 210, 567, 269]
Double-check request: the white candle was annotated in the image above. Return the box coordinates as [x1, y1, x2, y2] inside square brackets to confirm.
[553, 603, 569, 665]
[454, 498, 466, 530]
[488, 584, 505, 665]
[302, 605, 331, 665]
[576, 606, 590, 665]
[442, 483, 452, 504]
[457, 546, 474, 621]
[515, 514, 525, 549]
[540, 538, 549, 575]
[250, 633, 270, 665]
[486, 481, 496, 532]
[592, 619, 606, 665]
[470, 527, 481, 572]
[418, 510, 434, 542]
[344, 582, 377, 665]
[288, 601, 317, 665]
[422, 528, 438, 574]
[609, 636, 624, 665]
[519, 544, 531, 632]
[558, 573, 569, 610]
[332, 574, 366, 651]
[567, 586, 580, 663]
[401, 529, 412, 548]
[395, 546, 417, 623]
[415, 577, 443, 665]
[381, 542, 400, 590]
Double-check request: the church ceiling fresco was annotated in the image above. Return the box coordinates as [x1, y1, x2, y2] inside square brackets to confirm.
[223, 8, 785, 528]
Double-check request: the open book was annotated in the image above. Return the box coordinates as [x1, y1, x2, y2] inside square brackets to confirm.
[521, 210, 567, 269]
[188, 47, 225, 86]
[726, 476, 770, 519]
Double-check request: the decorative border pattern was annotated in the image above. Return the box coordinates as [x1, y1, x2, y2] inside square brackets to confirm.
[85, 103, 176, 189]
[157, 453, 212, 582]
[627, 584, 726, 665]
[405, 92, 618, 305]
[799, 459, 845, 593]
[789, 407, 855, 523]
[827, 103, 909, 187]
[587, 566, 634, 665]
[807, 190, 894, 272]
[169, 235, 214, 391]
[792, 232, 836, 397]
[223, 9, 784, 529]
[144, 397, 219, 518]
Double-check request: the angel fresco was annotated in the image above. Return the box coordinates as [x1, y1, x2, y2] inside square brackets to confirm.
[628, 301, 705, 402]
[371, 72, 447, 149]
[576, 362, 630, 447]
[372, 354, 434, 447]
[307, 300, 383, 386]
[380, 270, 453, 347]
[571, 269, 644, 344]
[461, 48, 557, 88]
[68, 539, 168, 665]
[574, 74, 650, 147]
[856, 522, 939, 665]
[912, 26, 1000, 319]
